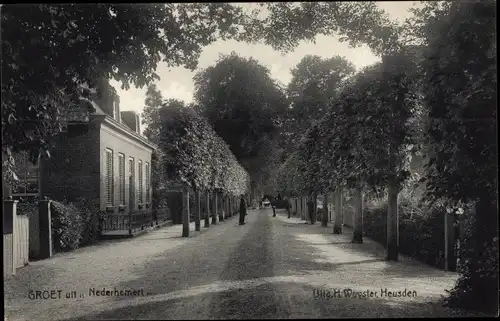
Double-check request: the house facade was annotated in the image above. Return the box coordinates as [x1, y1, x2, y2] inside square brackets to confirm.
[11, 80, 157, 216]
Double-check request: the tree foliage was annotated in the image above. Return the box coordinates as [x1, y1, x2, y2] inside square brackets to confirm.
[283, 55, 355, 151]
[408, 0, 497, 313]
[281, 51, 421, 197]
[240, 2, 403, 56]
[193, 52, 288, 194]
[2, 2, 407, 188]
[158, 102, 249, 195]
[1, 3, 249, 180]
[141, 84, 165, 144]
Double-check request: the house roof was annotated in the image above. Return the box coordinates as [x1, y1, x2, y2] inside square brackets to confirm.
[70, 97, 158, 150]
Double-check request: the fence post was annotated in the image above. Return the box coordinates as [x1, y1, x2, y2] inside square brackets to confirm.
[3, 198, 18, 275]
[38, 198, 53, 259]
[195, 190, 201, 231]
[444, 212, 457, 271]
[182, 188, 190, 237]
[212, 192, 217, 225]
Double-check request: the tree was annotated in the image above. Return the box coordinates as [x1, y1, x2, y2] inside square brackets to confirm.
[240, 2, 403, 56]
[193, 52, 288, 196]
[410, 0, 497, 313]
[285, 55, 355, 148]
[2, 3, 405, 188]
[141, 84, 164, 143]
[1, 3, 250, 185]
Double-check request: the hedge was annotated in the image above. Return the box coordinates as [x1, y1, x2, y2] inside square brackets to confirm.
[50, 197, 106, 252]
[158, 104, 249, 196]
[363, 198, 457, 269]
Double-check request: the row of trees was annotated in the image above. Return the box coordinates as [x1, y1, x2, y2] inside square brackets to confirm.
[277, 1, 497, 314]
[157, 102, 249, 196]
[2, 2, 400, 195]
[3, 1, 495, 313]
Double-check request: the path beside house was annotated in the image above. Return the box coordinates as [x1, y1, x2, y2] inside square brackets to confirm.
[4, 209, 488, 320]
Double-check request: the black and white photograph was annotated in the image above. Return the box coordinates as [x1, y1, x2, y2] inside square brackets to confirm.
[2, 2, 498, 319]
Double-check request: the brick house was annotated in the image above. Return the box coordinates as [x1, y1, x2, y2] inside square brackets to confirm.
[11, 80, 157, 222]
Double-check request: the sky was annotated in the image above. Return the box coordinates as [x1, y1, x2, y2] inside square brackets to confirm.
[111, 1, 422, 118]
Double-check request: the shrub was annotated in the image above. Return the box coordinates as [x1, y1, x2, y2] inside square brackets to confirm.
[50, 200, 83, 252]
[445, 209, 499, 314]
[363, 195, 447, 269]
[73, 197, 106, 247]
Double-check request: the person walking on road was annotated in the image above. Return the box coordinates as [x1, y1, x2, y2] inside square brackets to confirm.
[239, 194, 247, 225]
[272, 203, 276, 217]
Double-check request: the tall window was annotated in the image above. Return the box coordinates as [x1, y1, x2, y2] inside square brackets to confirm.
[138, 160, 143, 204]
[145, 162, 150, 204]
[118, 153, 125, 205]
[105, 149, 114, 206]
[129, 157, 135, 206]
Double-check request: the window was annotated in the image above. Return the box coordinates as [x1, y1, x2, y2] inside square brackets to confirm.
[105, 149, 114, 206]
[118, 153, 125, 205]
[138, 160, 143, 204]
[145, 162, 150, 204]
[12, 151, 40, 197]
[129, 157, 135, 206]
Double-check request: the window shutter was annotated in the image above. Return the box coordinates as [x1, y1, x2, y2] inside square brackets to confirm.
[106, 149, 114, 206]
[138, 161, 143, 204]
[119, 154, 125, 205]
[145, 163, 150, 203]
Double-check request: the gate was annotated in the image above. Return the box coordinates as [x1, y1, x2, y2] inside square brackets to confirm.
[14, 213, 30, 268]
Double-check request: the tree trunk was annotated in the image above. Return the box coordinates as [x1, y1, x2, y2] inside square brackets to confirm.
[386, 180, 399, 261]
[321, 194, 328, 227]
[333, 189, 343, 234]
[182, 188, 190, 237]
[219, 194, 224, 221]
[211, 192, 217, 225]
[195, 190, 201, 231]
[204, 191, 210, 228]
[352, 186, 363, 243]
[307, 195, 315, 224]
[313, 194, 317, 224]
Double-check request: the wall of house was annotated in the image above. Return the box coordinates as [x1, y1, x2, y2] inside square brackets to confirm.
[99, 121, 153, 213]
[41, 122, 101, 204]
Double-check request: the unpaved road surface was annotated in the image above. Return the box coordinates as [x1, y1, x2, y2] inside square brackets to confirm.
[4, 209, 487, 320]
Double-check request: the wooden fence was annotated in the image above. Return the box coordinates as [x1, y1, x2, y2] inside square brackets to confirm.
[3, 199, 30, 277]
[101, 209, 171, 236]
[14, 214, 29, 268]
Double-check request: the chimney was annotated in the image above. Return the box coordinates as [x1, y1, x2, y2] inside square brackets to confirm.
[94, 78, 120, 122]
[120, 111, 141, 135]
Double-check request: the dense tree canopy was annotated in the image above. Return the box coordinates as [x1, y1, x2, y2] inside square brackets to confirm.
[158, 102, 249, 195]
[1, 3, 250, 184]
[141, 84, 164, 144]
[410, 0, 497, 312]
[2, 2, 405, 187]
[282, 55, 355, 152]
[193, 52, 288, 196]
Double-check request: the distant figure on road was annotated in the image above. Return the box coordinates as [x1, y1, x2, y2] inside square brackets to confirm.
[239, 194, 247, 225]
[272, 204, 276, 217]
